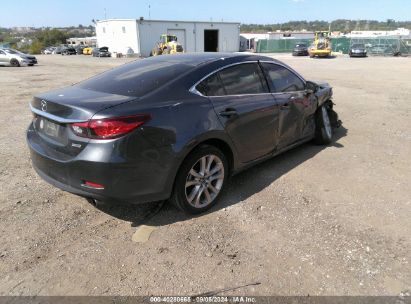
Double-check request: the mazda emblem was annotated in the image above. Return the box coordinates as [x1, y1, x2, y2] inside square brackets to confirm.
[41, 100, 47, 112]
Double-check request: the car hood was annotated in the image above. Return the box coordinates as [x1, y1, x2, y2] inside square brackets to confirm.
[313, 81, 331, 88]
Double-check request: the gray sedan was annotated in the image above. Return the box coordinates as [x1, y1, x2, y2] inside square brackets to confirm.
[0, 48, 38, 67]
[27, 53, 340, 214]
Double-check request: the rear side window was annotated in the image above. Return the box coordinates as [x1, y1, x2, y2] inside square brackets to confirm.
[196, 73, 226, 97]
[219, 63, 268, 95]
[77, 59, 193, 97]
[261, 63, 305, 93]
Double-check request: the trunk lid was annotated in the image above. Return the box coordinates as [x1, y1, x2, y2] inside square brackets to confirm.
[31, 86, 136, 122]
[30, 86, 137, 158]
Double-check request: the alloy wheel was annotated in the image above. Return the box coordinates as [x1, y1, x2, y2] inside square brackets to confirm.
[185, 154, 225, 208]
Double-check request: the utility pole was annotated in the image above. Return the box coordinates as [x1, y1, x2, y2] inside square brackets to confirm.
[104, 8, 107, 20]
[149, 4, 151, 20]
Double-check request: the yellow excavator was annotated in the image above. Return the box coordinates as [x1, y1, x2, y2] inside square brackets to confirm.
[150, 34, 184, 56]
[309, 31, 333, 58]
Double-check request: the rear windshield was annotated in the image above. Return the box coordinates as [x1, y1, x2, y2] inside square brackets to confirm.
[352, 44, 365, 48]
[77, 59, 194, 97]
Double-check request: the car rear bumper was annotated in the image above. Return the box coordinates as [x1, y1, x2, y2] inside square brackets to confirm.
[292, 51, 308, 56]
[350, 53, 367, 57]
[27, 124, 175, 204]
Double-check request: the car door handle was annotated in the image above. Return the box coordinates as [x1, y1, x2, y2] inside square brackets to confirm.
[280, 103, 290, 109]
[219, 108, 238, 117]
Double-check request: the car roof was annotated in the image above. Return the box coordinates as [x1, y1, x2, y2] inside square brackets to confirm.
[143, 52, 277, 66]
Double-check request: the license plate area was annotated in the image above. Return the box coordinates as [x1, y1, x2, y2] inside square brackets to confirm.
[41, 118, 60, 138]
[35, 116, 68, 146]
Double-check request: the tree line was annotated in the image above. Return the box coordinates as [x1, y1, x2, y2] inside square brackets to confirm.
[240, 19, 411, 33]
[0, 27, 93, 54]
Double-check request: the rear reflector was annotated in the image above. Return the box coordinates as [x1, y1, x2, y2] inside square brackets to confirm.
[71, 114, 151, 139]
[82, 181, 105, 190]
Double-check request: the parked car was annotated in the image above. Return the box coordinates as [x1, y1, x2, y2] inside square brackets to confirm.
[42, 47, 56, 55]
[0, 48, 37, 66]
[349, 43, 367, 57]
[92, 47, 111, 57]
[61, 47, 77, 55]
[27, 53, 340, 214]
[52, 47, 63, 55]
[83, 47, 93, 55]
[292, 43, 309, 56]
[75, 45, 85, 55]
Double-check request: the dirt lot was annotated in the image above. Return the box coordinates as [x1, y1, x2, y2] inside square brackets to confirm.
[0, 54, 410, 296]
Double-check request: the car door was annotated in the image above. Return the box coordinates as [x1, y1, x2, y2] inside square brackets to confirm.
[261, 62, 316, 150]
[0, 50, 8, 65]
[195, 62, 279, 163]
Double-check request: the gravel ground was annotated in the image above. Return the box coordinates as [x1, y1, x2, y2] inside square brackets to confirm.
[0, 54, 410, 296]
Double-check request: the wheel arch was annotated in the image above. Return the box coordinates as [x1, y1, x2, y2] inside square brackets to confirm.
[196, 138, 235, 173]
[167, 136, 236, 211]
[167, 136, 237, 198]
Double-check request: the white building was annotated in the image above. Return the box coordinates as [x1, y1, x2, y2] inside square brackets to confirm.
[95, 18, 240, 57]
[346, 28, 411, 38]
[66, 36, 97, 46]
[240, 33, 270, 51]
[268, 31, 315, 40]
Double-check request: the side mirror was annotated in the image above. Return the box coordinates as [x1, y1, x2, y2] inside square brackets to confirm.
[305, 81, 318, 94]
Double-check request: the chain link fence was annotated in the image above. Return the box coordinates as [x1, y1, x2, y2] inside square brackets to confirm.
[255, 37, 411, 56]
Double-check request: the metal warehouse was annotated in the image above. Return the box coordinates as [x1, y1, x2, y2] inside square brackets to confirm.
[95, 18, 240, 57]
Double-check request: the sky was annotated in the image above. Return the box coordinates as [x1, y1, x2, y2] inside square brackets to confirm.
[1, 0, 410, 27]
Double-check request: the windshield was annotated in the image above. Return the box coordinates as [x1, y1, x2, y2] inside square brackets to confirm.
[77, 58, 194, 97]
[295, 44, 307, 48]
[352, 44, 365, 48]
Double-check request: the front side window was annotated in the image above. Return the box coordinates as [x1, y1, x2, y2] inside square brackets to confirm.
[195, 63, 268, 97]
[261, 63, 305, 93]
[219, 63, 268, 95]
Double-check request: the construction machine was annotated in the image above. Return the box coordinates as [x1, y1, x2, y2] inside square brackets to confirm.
[150, 34, 184, 56]
[309, 31, 333, 58]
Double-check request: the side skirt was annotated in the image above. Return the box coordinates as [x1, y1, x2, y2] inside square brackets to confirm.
[231, 135, 315, 176]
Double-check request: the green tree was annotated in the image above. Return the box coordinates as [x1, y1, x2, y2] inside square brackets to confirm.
[35, 29, 69, 46]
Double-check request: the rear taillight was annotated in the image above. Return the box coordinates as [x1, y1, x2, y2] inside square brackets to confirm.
[71, 114, 151, 139]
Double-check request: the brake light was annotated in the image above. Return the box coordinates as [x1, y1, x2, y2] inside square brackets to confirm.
[71, 114, 151, 139]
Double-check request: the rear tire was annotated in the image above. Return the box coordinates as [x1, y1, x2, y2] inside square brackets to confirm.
[170, 145, 228, 214]
[10, 59, 20, 67]
[314, 104, 333, 145]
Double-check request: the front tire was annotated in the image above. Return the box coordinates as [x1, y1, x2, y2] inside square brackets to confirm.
[170, 145, 228, 214]
[314, 104, 333, 144]
[10, 59, 20, 67]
